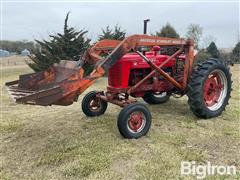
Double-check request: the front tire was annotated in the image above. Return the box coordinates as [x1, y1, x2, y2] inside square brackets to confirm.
[117, 103, 152, 139]
[187, 59, 232, 118]
[82, 91, 108, 117]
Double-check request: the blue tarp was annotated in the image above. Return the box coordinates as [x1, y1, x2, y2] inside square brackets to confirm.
[21, 49, 30, 56]
[0, 49, 10, 57]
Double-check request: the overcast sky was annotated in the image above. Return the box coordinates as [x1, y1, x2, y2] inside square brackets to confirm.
[1, 1, 239, 48]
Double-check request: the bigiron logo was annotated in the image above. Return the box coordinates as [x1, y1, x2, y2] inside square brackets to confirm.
[181, 161, 237, 179]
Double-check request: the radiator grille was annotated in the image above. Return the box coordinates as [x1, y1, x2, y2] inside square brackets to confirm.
[108, 64, 123, 87]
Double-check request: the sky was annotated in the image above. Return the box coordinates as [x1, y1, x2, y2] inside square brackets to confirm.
[1, 1, 239, 48]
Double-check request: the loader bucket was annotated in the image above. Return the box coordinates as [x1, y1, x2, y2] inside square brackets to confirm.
[5, 60, 104, 106]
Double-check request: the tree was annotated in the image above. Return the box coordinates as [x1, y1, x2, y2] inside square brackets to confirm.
[98, 25, 126, 41]
[28, 12, 90, 72]
[112, 25, 126, 40]
[194, 49, 211, 65]
[186, 24, 203, 49]
[202, 35, 216, 48]
[231, 42, 240, 63]
[154, 23, 180, 56]
[155, 23, 179, 38]
[206, 42, 220, 58]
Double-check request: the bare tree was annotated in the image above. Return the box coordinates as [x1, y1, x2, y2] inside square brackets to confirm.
[186, 24, 203, 49]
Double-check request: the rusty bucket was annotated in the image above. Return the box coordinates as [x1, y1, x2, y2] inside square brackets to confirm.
[5, 60, 104, 106]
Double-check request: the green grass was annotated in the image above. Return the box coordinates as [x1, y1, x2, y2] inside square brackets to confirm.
[223, 126, 240, 138]
[0, 63, 239, 179]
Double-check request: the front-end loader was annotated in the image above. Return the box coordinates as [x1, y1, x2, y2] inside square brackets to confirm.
[6, 34, 232, 138]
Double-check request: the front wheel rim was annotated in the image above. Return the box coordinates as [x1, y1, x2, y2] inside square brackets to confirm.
[127, 111, 146, 134]
[153, 92, 167, 98]
[203, 69, 228, 111]
[88, 99, 102, 112]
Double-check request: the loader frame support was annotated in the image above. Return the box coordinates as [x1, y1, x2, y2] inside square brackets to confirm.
[87, 35, 195, 108]
[128, 48, 184, 94]
[87, 35, 194, 92]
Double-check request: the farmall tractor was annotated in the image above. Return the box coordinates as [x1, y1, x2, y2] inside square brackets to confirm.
[6, 34, 232, 139]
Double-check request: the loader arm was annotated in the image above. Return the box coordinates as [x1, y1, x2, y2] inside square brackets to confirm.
[83, 39, 121, 64]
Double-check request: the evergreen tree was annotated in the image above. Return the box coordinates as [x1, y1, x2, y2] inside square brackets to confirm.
[98, 25, 126, 41]
[231, 42, 240, 63]
[155, 23, 179, 38]
[112, 25, 126, 40]
[28, 12, 90, 72]
[98, 26, 112, 40]
[154, 23, 180, 56]
[206, 42, 220, 58]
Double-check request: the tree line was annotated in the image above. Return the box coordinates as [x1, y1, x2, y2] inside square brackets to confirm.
[1, 13, 239, 71]
[0, 40, 36, 54]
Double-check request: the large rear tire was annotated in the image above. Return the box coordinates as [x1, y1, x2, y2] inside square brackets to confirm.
[187, 59, 232, 118]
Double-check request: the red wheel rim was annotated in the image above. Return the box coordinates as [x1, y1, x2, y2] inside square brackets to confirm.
[203, 70, 227, 111]
[127, 111, 146, 133]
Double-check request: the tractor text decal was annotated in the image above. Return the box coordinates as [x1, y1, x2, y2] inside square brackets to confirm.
[139, 38, 182, 44]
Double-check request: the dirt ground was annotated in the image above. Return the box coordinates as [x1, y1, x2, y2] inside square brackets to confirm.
[0, 56, 31, 66]
[0, 57, 239, 179]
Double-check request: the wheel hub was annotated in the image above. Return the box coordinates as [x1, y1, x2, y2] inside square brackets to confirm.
[128, 112, 145, 132]
[89, 99, 101, 112]
[203, 71, 225, 109]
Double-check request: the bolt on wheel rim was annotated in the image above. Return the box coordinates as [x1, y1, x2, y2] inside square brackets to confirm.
[127, 111, 146, 134]
[203, 69, 227, 111]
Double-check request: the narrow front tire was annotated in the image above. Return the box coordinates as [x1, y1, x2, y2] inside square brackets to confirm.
[117, 103, 152, 139]
[82, 91, 108, 117]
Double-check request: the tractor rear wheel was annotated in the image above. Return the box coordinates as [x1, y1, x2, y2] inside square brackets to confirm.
[82, 91, 108, 117]
[143, 91, 170, 104]
[117, 103, 152, 139]
[187, 59, 231, 118]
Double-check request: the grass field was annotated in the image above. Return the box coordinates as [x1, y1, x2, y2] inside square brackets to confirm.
[0, 57, 239, 179]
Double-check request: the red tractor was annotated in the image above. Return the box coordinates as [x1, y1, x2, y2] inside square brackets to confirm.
[6, 35, 232, 139]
